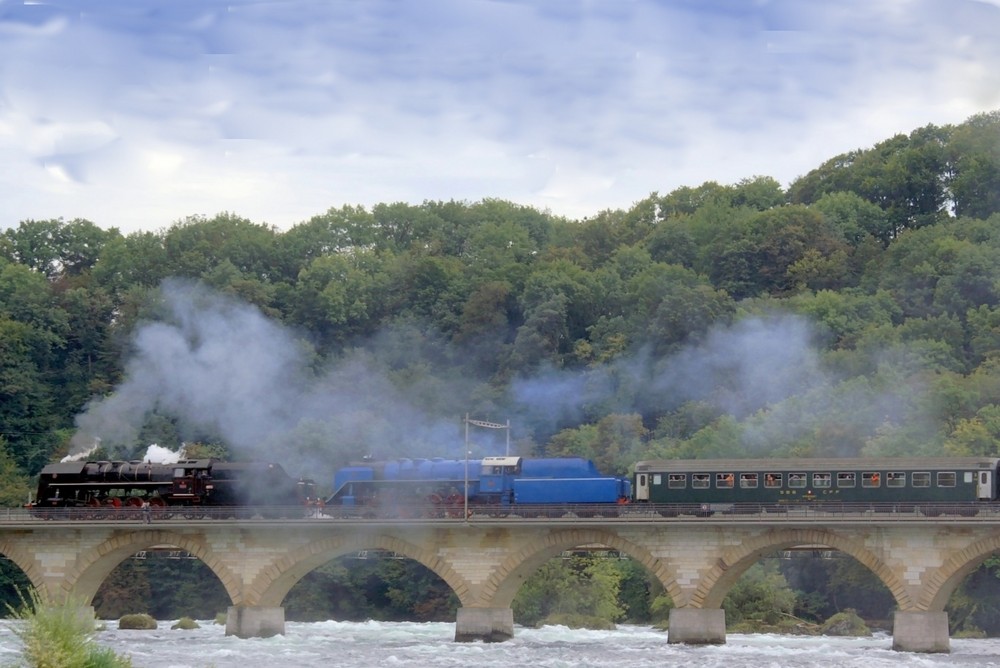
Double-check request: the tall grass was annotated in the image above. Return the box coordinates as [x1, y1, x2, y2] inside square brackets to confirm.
[6, 589, 132, 668]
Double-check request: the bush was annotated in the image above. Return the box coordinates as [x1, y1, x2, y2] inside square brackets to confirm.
[171, 617, 200, 630]
[118, 613, 157, 630]
[6, 588, 133, 668]
[821, 609, 871, 636]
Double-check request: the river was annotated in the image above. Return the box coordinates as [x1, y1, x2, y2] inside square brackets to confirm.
[1, 619, 999, 667]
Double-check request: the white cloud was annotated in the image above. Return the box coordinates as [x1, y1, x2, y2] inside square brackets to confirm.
[0, 0, 998, 233]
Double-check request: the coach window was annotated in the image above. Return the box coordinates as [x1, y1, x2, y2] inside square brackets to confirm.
[717, 473, 735, 488]
[837, 472, 856, 488]
[937, 471, 956, 487]
[652, 474, 662, 486]
[912, 472, 930, 487]
[764, 473, 782, 488]
[887, 472, 906, 488]
[740, 473, 758, 488]
[788, 473, 806, 488]
[812, 473, 831, 488]
[668, 473, 686, 489]
[862, 472, 881, 488]
[692, 474, 710, 489]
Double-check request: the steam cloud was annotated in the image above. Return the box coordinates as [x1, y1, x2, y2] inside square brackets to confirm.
[70, 280, 929, 479]
[70, 280, 468, 475]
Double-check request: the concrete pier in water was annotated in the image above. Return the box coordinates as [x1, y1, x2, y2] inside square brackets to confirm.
[667, 608, 726, 645]
[454, 607, 514, 642]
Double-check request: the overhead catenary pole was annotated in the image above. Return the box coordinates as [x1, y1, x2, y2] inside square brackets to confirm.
[464, 413, 470, 521]
[463, 415, 512, 520]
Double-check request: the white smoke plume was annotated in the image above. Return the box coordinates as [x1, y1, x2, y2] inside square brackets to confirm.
[143, 444, 186, 464]
[510, 312, 930, 457]
[69, 279, 466, 475]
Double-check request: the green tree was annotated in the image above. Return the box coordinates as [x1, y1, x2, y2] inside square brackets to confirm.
[723, 562, 796, 627]
[512, 556, 624, 627]
[0, 439, 33, 507]
[946, 111, 1000, 220]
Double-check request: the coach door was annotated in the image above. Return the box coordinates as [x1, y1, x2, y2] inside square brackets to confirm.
[978, 469, 993, 500]
[635, 473, 650, 501]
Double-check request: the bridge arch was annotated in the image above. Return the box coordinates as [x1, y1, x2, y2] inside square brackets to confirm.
[61, 530, 242, 606]
[249, 533, 470, 608]
[920, 533, 1000, 611]
[480, 528, 681, 608]
[0, 537, 47, 599]
[691, 528, 911, 610]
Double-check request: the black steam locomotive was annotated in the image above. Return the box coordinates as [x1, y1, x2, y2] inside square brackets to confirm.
[28, 459, 315, 516]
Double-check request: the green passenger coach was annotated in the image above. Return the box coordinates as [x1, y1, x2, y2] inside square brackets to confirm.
[633, 457, 1000, 507]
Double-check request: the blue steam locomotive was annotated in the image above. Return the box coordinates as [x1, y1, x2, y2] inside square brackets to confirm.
[327, 456, 631, 516]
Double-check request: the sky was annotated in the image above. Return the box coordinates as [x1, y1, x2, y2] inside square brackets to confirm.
[1, 0, 999, 235]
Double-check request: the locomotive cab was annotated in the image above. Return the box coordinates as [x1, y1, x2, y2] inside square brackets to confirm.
[479, 456, 522, 505]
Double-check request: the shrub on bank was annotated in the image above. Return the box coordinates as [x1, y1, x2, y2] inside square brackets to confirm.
[6, 588, 133, 668]
[820, 609, 871, 636]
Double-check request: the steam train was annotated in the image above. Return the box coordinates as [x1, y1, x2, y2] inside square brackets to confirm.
[26, 454, 1000, 519]
[28, 459, 315, 516]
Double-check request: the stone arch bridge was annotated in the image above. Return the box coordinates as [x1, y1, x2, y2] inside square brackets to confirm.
[2, 510, 999, 653]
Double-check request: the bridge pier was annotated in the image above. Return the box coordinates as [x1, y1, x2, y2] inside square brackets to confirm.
[225, 605, 285, 638]
[892, 611, 949, 653]
[454, 607, 514, 642]
[667, 608, 726, 645]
